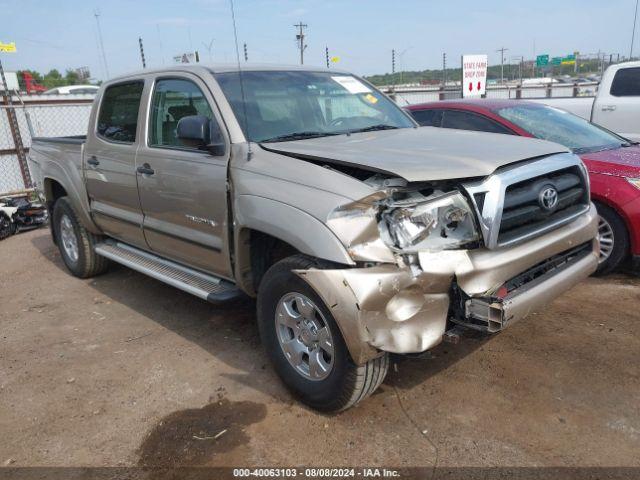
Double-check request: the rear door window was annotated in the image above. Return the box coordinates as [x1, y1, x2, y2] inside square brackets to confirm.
[610, 67, 640, 97]
[410, 109, 443, 127]
[441, 110, 511, 134]
[97, 81, 144, 143]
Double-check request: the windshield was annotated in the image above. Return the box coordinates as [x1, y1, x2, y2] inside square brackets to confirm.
[214, 70, 415, 142]
[496, 104, 628, 153]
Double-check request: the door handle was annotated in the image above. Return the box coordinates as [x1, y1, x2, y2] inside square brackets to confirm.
[136, 163, 155, 175]
[87, 156, 100, 166]
[601, 105, 617, 111]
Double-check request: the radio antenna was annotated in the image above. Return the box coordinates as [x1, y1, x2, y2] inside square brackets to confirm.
[229, 0, 252, 159]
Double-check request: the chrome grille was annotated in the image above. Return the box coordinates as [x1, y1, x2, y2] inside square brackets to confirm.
[464, 153, 591, 249]
[499, 167, 589, 245]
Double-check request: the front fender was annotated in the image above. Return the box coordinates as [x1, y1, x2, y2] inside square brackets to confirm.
[234, 194, 355, 268]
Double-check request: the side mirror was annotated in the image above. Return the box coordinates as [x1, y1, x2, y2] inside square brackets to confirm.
[176, 115, 226, 156]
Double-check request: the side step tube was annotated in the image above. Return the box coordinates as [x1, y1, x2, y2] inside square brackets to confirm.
[94, 240, 241, 303]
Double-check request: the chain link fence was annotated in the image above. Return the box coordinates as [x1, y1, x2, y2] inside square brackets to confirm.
[0, 95, 93, 195]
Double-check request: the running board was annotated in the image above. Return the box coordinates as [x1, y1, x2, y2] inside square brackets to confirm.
[94, 240, 241, 303]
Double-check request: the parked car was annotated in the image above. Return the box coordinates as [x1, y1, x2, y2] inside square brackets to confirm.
[29, 65, 598, 411]
[532, 61, 640, 142]
[406, 99, 640, 274]
[43, 85, 99, 95]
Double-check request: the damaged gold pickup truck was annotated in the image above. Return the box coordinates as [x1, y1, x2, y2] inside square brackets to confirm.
[28, 65, 598, 411]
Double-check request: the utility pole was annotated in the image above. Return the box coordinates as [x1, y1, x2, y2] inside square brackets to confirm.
[94, 9, 109, 78]
[294, 22, 308, 65]
[632, 0, 639, 59]
[496, 47, 508, 84]
[244, 43, 248, 62]
[442, 52, 447, 86]
[138, 37, 146, 68]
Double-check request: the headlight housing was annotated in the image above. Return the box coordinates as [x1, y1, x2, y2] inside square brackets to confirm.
[626, 177, 640, 190]
[379, 191, 479, 253]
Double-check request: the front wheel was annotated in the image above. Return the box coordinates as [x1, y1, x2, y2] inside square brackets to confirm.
[595, 202, 629, 275]
[257, 255, 388, 412]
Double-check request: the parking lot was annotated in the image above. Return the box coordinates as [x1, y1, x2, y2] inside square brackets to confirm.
[1, 228, 640, 469]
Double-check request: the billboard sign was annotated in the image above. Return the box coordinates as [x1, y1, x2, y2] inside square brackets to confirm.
[461, 54, 488, 98]
[0, 41, 16, 53]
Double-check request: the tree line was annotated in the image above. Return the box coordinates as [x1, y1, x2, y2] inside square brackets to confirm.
[16, 69, 97, 89]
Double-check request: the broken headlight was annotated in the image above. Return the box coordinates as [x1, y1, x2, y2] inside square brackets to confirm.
[379, 191, 479, 252]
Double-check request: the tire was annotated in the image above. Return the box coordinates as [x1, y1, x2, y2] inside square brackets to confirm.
[0, 213, 14, 240]
[52, 197, 110, 278]
[257, 254, 388, 412]
[594, 202, 629, 275]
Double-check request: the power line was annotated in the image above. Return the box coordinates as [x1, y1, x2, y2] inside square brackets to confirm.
[94, 10, 109, 79]
[294, 22, 308, 65]
[202, 39, 214, 63]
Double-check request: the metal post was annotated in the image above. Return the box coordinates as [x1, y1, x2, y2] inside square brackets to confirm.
[138, 37, 146, 68]
[391, 49, 396, 87]
[442, 52, 447, 87]
[631, 0, 639, 59]
[0, 58, 31, 188]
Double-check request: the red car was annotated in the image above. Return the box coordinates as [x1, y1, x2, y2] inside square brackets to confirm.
[407, 100, 640, 274]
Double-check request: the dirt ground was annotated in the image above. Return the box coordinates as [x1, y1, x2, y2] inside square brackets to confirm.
[1, 228, 639, 469]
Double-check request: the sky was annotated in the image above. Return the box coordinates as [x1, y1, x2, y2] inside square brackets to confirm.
[0, 0, 638, 80]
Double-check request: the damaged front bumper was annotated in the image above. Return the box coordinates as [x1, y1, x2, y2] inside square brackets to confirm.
[297, 204, 599, 365]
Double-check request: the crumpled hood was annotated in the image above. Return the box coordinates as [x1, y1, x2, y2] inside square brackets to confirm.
[263, 127, 569, 182]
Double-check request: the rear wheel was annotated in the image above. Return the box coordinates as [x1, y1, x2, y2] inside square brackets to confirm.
[53, 197, 110, 278]
[257, 254, 388, 412]
[595, 202, 629, 275]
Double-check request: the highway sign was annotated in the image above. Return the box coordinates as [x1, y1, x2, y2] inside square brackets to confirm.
[536, 54, 549, 67]
[551, 57, 562, 66]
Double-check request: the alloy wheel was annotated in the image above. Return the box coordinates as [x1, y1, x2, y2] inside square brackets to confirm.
[597, 215, 615, 264]
[275, 292, 335, 381]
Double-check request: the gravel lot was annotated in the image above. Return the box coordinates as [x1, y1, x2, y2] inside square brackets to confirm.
[1, 228, 639, 469]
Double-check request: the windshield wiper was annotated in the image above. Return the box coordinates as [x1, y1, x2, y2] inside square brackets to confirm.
[348, 124, 399, 134]
[260, 131, 339, 143]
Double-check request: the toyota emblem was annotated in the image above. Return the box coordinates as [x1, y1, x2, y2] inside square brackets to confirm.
[539, 186, 559, 211]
